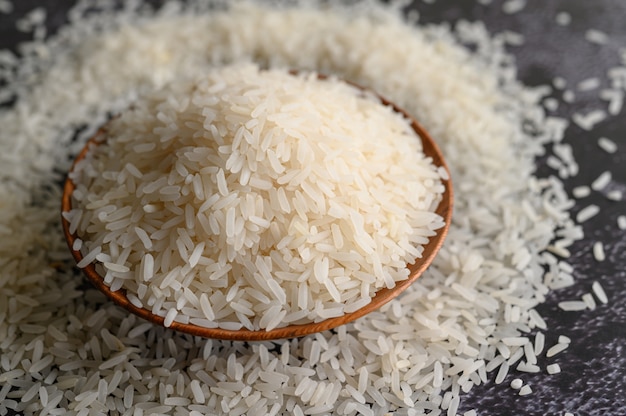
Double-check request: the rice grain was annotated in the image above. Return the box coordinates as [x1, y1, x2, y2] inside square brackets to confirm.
[0, 1, 599, 415]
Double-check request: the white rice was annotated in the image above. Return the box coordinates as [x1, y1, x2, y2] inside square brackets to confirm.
[15, 7, 46, 33]
[502, 0, 526, 14]
[547, 363, 561, 374]
[553, 76, 567, 89]
[598, 136, 618, 153]
[534, 332, 545, 355]
[516, 361, 540, 373]
[576, 204, 600, 223]
[0, 0, 606, 415]
[618, 215, 626, 230]
[555, 12, 571, 26]
[544, 97, 559, 112]
[558, 335, 571, 344]
[572, 186, 591, 199]
[558, 300, 587, 311]
[563, 90, 576, 103]
[0, 0, 13, 14]
[590, 171, 612, 191]
[572, 110, 607, 130]
[577, 77, 601, 91]
[592, 281, 609, 304]
[599, 88, 624, 115]
[495, 362, 510, 384]
[546, 343, 569, 357]
[606, 190, 622, 201]
[585, 29, 610, 45]
[592, 241, 606, 262]
[582, 293, 596, 310]
[68, 64, 446, 330]
[500, 30, 525, 46]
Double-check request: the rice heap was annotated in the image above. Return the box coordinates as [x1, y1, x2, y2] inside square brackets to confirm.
[66, 64, 446, 330]
[0, 1, 594, 415]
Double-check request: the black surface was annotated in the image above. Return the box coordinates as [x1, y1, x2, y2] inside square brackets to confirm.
[1, 1, 625, 415]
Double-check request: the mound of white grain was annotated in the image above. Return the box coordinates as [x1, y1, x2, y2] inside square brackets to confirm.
[0, 1, 595, 415]
[67, 64, 446, 330]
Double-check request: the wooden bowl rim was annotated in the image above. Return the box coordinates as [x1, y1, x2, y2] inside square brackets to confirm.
[60, 75, 453, 341]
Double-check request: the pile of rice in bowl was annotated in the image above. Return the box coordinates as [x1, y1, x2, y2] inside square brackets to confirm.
[64, 64, 447, 331]
[0, 1, 583, 415]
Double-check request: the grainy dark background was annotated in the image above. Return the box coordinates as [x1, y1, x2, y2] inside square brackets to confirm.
[1, 1, 624, 415]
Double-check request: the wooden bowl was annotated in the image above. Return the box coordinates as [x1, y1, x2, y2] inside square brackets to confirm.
[61, 78, 453, 341]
